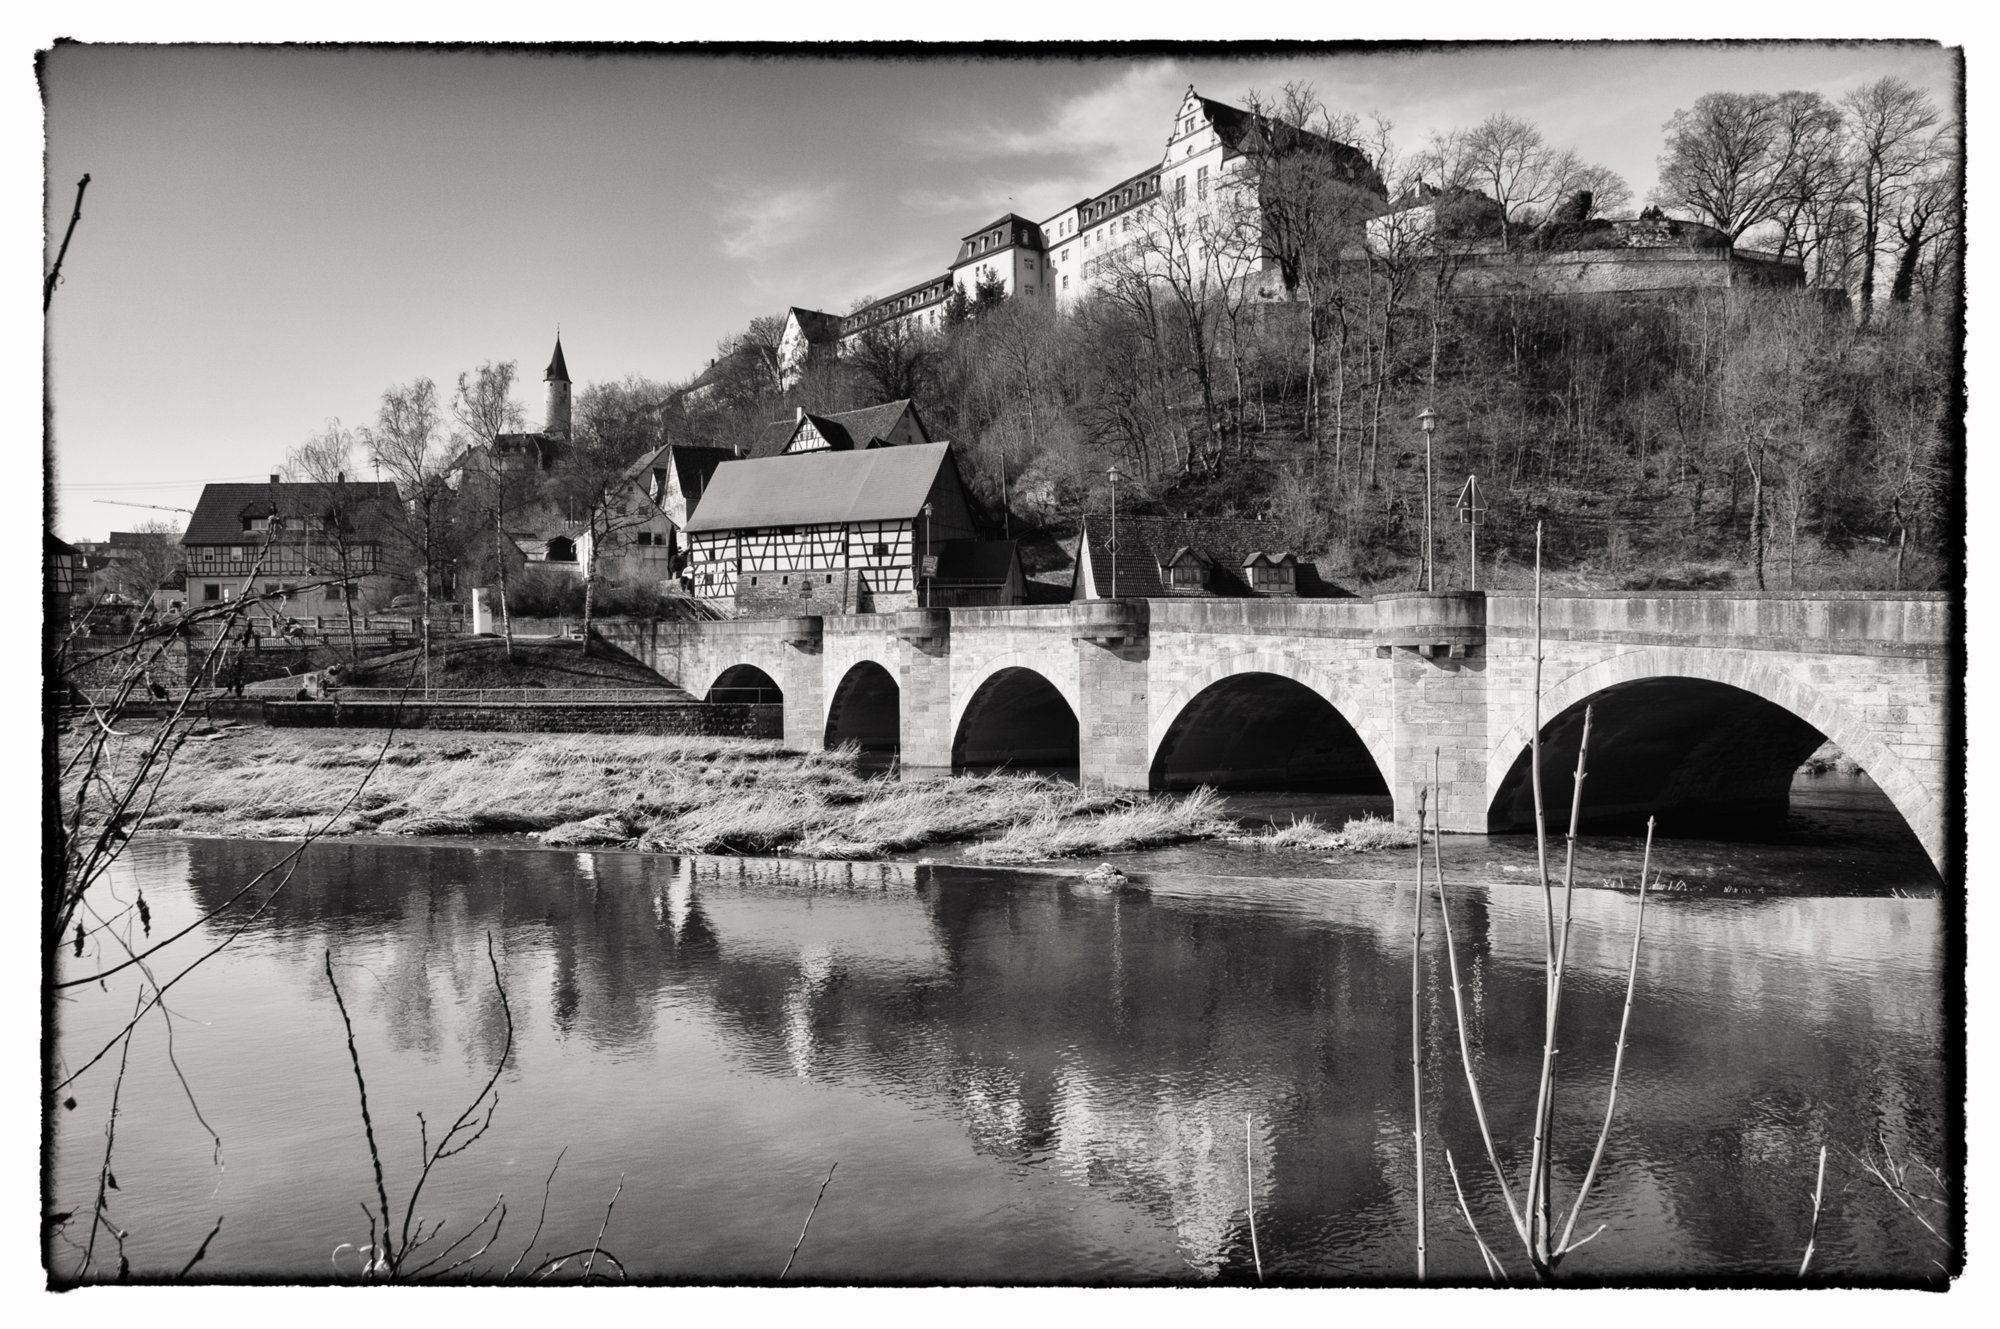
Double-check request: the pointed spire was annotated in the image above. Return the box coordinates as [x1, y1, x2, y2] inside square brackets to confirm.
[545, 330, 570, 384]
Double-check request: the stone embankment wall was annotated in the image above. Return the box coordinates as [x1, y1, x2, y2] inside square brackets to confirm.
[265, 699, 782, 738]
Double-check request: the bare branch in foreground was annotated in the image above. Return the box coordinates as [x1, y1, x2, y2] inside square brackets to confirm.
[780, 1161, 839, 1280]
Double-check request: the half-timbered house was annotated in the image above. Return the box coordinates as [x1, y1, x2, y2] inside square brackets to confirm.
[683, 442, 1019, 615]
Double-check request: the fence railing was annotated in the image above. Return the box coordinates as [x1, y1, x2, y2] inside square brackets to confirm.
[703, 686, 783, 704]
[328, 687, 699, 704]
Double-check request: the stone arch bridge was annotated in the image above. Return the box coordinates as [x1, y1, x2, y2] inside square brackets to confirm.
[638, 592, 1953, 875]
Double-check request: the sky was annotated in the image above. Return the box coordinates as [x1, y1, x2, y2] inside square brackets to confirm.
[42, 41, 1958, 541]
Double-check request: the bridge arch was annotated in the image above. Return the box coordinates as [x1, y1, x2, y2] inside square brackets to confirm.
[705, 663, 782, 704]
[950, 651, 1081, 747]
[952, 664, 1080, 775]
[1148, 651, 1394, 793]
[824, 660, 901, 758]
[1486, 647, 1941, 871]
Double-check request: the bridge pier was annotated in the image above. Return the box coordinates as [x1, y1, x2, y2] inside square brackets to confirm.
[894, 610, 955, 777]
[1377, 593, 1490, 833]
[1072, 602, 1151, 788]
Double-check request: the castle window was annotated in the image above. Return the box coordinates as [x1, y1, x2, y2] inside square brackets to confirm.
[1061, 247, 1070, 262]
[1062, 275, 1069, 290]
[1175, 176, 1186, 207]
[1198, 165, 1210, 200]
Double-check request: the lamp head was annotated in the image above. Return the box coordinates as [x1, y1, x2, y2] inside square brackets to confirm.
[1417, 407, 1438, 435]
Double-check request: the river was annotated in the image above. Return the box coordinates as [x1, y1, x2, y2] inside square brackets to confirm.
[49, 810, 1951, 1285]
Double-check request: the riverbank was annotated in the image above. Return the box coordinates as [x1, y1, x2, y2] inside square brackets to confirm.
[74, 725, 1417, 865]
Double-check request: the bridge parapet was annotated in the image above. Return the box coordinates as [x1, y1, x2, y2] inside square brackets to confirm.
[1485, 591, 1950, 657]
[1374, 591, 1487, 659]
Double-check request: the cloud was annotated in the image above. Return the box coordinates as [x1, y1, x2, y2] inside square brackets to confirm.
[922, 61, 1189, 166]
[712, 181, 846, 261]
[896, 170, 1106, 222]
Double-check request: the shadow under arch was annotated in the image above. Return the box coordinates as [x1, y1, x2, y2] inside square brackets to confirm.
[1149, 671, 1391, 794]
[825, 660, 900, 759]
[952, 666, 1079, 777]
[1486, 650, 1943, 875]
[1487, 674, 1939, 876]
[707, 663, 782, 704]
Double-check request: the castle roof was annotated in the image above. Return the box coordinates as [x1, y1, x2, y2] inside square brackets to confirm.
[686, 442, 954, 531]
[786, 307, 844, 344]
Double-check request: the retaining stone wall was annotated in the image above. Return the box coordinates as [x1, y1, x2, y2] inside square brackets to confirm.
[265, 699, 782, 738]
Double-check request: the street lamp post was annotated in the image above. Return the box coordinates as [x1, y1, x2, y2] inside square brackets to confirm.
[1417, 408, 1438, 592]
[920, 501, 933, 609]
[1106, 465, 1122, 600]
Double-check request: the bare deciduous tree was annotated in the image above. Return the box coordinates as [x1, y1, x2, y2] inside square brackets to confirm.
[285, 420, 372, 663]
[1840, 77, 1944, 324]
[364, 378, 454, 691]
[449, 362, 528, 658]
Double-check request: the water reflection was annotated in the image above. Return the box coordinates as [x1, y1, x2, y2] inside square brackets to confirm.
[49, 836, 1949, 1284]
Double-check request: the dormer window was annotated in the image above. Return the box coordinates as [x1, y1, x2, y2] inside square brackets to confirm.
[1244, 552, 1298, 594]
[1163, 549, 1210, 590]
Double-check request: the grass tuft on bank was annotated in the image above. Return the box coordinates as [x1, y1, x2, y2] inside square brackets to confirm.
[75, 727, 1239, 863]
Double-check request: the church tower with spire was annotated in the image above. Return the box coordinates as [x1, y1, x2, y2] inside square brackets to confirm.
[543, 332, 572, 441]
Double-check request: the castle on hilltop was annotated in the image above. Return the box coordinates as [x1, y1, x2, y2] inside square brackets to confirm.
[765, 85, 1805, 388]
[774, 86, 1377, 385]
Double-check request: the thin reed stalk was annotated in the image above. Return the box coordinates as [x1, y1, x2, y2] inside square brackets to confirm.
[1799, 1144, 1828, 1278]
[1411, 785, 1428, 1283]
[1246, 1112, 1263, 1283]
[1431, 790, 1526, 1247]
[1557, 814, 1650, 1257]
[1445, 1149, 1506, 1283]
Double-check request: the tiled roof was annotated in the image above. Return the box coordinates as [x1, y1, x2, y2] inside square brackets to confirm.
[627, 443, 735, 509]
[183, 481, 402, 547]
[788, 307, 843, 344]
[685, 443, 952, 532]
[747, 399, 924, 459]
[1076, 514, 1344, 598]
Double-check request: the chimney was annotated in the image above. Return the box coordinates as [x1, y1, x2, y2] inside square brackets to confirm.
[336, 471, 344, 484]
[795, 406, 805, 422]
[270, 473, 280, 484]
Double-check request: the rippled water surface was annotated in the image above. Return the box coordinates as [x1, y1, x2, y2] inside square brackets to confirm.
[50, 834, 1951, 1284]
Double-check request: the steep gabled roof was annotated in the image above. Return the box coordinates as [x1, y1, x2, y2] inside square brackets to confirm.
[749, 399, 926, 459]
[626, 442, 735, 511]
[787, 307, 844, 344]
[685, 443, 954, 531]
[183, 481, 403, 547]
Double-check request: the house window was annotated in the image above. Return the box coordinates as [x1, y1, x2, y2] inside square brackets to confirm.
[1061, 247, 1069, 262]
[872, 542, 889, 559]
[203, 584, 220, 602]
[1174, 177, 1186, 207]
[1024, 283, 1035, 294]
[1062, 275, 1069, 290]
